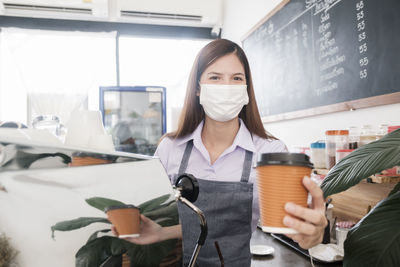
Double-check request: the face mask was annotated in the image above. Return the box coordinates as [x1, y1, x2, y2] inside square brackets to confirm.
[199, 84, 249, 122]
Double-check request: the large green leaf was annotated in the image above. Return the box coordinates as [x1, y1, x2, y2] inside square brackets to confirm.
[126, 239, 177, 267]
[321, 129, 400, 198]
[142, 201, 178, 220]
[138, 194, 171, 213]
[343, 192, 400, 267]
[87, 229, 111, 244]
[388, 182, 400, 197]
[76, 236, 127, 267]
[51, 217, 110, 238]
[76, 235, 178, 267]
[85, 197, 125, 212]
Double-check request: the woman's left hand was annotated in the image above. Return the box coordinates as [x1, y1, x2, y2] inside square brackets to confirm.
[283, 176, 328, 249]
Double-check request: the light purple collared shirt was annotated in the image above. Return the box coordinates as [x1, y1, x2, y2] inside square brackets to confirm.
[154, 119, 287, 231]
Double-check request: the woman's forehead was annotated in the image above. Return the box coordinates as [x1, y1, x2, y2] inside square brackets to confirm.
[204, 53, 245, 74]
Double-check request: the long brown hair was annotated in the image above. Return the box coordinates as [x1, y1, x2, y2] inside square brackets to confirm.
[166, 38, 276, 140]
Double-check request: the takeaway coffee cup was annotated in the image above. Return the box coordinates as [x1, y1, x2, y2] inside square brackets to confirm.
[105, 205, 141, 238]
[256, 153, 313, 234]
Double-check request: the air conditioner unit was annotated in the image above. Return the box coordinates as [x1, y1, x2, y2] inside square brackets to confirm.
[0, 0, 223, 30]
[0, 0, 109, 21]
[114, 0, 222, 28]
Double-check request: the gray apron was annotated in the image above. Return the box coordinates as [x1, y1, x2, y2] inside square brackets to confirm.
[175, 140, 253, 267]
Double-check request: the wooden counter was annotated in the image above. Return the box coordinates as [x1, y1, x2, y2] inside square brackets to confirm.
[329, 180, 397, 222]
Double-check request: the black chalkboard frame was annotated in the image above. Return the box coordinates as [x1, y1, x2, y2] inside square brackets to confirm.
[242, 0, 400, 123]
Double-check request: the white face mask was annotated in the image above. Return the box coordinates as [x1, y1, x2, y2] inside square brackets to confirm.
[199, 84, 249, 122]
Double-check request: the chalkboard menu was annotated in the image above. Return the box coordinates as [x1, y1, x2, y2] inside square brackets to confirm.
[243, 0, 400, 121]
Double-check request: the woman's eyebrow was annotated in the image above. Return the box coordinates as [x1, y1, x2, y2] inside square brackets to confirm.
[207, 72, 245, 76]
[207, 72, 222, 75]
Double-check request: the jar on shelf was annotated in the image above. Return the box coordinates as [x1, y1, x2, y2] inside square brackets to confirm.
[388, 125, 400, 134]
[348, 126, 359, 149]
[310, 141, 326, 169]
[359, 125, 376, 146]
[335, 149, 355, 163]
[376, 124, 389, 140]
[325, 130, 349, 169]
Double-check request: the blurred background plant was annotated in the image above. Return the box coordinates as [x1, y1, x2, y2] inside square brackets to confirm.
[0, 233, 18, 267]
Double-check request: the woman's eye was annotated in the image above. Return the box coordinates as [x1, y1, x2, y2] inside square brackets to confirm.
[234, 76, 244, 81]
[209, 76, 219, 80]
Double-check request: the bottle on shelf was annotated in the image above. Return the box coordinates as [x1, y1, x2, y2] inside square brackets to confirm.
[310, 141, 326, 169]
[325, 130, 349, 169]
[359, 125, 376, 147]
[376, 124, 389, 140]
[348, 126, 359, 149]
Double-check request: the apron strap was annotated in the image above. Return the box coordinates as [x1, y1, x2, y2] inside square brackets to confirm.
[178, 139, 194, 175]
[240, 150, 253, 183]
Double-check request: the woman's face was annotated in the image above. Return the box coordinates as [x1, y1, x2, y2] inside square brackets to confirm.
[199, 53, 247, 85]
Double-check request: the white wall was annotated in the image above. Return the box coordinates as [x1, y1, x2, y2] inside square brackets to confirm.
[222, 0, 400, 149]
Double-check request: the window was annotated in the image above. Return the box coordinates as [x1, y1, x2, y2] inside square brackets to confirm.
[0, 27, 211, 133]
[0, 28, 116, 125]
[119, 37, 209, 131]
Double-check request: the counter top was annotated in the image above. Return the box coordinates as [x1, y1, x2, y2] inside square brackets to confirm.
[251, 228, 343, 267]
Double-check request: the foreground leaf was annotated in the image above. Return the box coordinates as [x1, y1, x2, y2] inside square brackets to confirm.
[138, 194, 171, 213]
[76, 235, 178, 267]
[143, 201, 178, 220]
[343, 191, 400, 267]
[321, 129, 400, 198]
[51, 217, 110, 238]
[126, 239, 177, 267]
[87, 229, 111, 244]
[388, 182, 400, 197]
[85, 197, 125, 212]
[76, 236, 127, 267]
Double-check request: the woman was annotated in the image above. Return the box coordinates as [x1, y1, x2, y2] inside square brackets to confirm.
[116, 39, 327, 266]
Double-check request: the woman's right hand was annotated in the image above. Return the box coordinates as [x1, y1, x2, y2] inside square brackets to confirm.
[111, 214, 163, 245]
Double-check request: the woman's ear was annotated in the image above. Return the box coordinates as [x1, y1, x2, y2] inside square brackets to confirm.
[196, 81, 201, 96]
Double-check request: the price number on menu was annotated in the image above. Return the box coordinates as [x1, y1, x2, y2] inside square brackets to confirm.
[356, 0, 368, 79]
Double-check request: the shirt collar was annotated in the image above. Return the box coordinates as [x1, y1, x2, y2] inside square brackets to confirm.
[176, 119, 255, 152]
[176, 120, 203, 146]
[234, 119, 256, 152]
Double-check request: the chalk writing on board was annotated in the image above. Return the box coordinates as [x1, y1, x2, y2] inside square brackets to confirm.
[243, 0, 400, 118]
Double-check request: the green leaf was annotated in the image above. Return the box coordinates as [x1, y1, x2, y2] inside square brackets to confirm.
[85, 197, 125, 212]
[76, 235, 178, 267]
[321, 129, 400, 198]
[87, 229, 111, 244]
[388, 182, 400, 197]
[138, 194, 171, 213]
[143, 201, 178, 223]
[51, 217, 110, 239]
[126, 239, 177, 267]
[76, 236, 127, 267]
[343, 192, 400, 267]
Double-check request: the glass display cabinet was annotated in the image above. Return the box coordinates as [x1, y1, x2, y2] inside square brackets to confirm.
[99, 86, 166, 156]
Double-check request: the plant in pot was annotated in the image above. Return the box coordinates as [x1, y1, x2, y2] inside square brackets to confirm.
[51, 194, 180, 267]
[320, 128, 400, 267]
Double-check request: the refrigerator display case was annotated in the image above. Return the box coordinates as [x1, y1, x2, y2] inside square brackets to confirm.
[99, 86, 166, 156]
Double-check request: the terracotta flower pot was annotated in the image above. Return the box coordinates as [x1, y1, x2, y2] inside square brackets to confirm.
[105, 205, 140, 238]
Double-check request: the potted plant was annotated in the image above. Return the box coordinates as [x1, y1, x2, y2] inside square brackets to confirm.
[320, 129, 400, 267]
[51, 194, 180, 267]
